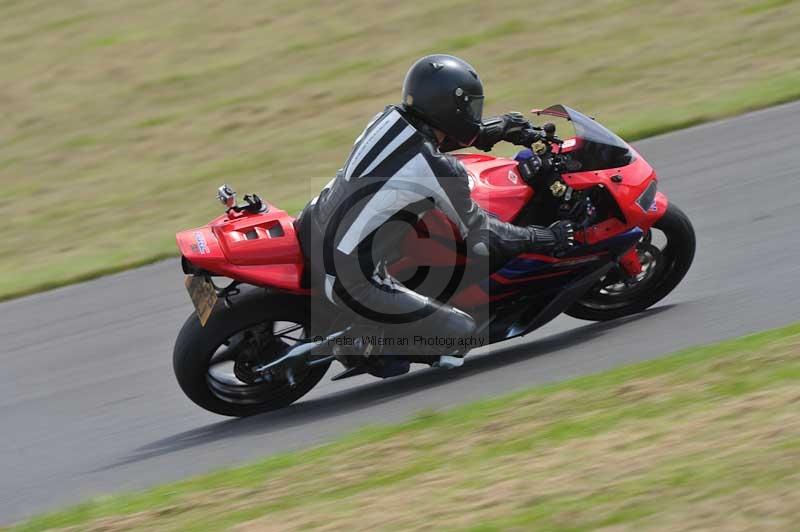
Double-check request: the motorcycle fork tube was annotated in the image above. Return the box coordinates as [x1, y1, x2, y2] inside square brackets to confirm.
[619, 247, 643, 277]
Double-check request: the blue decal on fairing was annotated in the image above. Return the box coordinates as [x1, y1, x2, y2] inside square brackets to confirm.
[483, 227, 643, 296]
[600, 227, 643, 253]
[494, 257, 552, 279]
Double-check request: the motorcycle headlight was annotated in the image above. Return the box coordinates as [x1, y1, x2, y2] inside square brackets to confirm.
[636, 180, 657, 212]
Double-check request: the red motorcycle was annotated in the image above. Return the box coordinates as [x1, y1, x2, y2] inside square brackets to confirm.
[174, 105, 695, 417]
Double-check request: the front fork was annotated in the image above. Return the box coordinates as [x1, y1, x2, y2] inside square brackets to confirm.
[619, 246, 643, 277]
[619, 190, 669, 277]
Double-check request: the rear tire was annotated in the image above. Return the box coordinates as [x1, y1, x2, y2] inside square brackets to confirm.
[173, 290, 330, 417]
[565, 202, 695, 322]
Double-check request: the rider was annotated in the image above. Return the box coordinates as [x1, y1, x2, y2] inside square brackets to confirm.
[296, 54, 574, 371]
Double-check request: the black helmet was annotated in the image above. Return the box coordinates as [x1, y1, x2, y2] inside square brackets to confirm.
[402, 54, 484, 146]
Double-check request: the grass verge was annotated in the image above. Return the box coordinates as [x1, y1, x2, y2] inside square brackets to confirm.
[2, 0, 800, 300]
[6, 322, 800, 531]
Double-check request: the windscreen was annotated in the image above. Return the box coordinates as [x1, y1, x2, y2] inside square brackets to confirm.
[534, 105, 635, 171]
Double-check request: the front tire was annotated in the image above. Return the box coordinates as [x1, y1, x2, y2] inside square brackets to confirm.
[173, 290, 330, 417]
[565, 202, 695, 322]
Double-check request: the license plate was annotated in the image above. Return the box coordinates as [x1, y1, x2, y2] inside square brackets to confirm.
[185, 275, 218, 326]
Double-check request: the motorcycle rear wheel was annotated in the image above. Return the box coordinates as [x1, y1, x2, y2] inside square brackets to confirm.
[565, 202, 695, 322]
[173, 290, 330, 417]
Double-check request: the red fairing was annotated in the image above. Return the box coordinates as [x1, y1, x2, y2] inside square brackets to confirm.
[561, 147, 666, 231]
[391, 209, 466, 276]
[176, 203, 308, 294]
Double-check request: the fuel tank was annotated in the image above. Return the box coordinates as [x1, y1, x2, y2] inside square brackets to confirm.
[455, 153, 533, 222]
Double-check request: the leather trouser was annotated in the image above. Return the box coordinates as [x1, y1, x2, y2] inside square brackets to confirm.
[325, 263, 477, 359]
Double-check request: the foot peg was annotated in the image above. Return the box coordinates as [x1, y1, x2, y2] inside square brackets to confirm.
[435, 355, 465, 369]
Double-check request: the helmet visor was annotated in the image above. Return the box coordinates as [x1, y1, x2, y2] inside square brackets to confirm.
[464, 95, 484, 124]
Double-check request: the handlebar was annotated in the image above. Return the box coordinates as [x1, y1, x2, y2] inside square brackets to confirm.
[520, 126, 563, 148]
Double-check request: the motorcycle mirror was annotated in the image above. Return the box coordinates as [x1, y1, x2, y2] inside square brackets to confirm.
[217, 184, 236, 209]
[543, 122, 556, 139]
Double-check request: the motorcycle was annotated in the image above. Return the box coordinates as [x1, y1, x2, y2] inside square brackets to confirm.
[174, 105, 695, 417]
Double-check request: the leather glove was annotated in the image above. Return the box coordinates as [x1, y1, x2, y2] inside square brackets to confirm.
[500, 112, 534, 145]
[473, 112, 533, 151]
[549, 220, 577, 253]
[528, 221, 576, 254]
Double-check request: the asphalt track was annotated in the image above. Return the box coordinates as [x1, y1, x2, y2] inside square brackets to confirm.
[2, 102, 800, 524]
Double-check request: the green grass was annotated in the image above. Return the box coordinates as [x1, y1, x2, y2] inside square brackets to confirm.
[6, 322, 800, 531]
[2, 0, 800, 300]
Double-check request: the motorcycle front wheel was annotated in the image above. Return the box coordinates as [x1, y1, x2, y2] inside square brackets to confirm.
[565, 202, 696, 322]
[173, 290, 331, 417]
